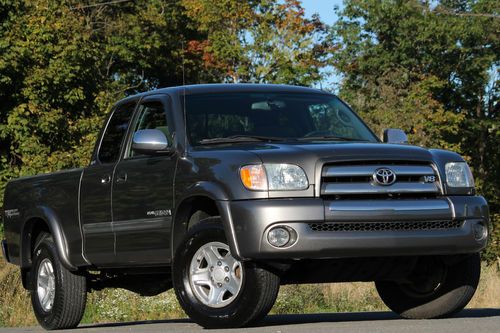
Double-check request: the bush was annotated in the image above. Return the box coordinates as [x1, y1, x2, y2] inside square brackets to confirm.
[272, 284, 327, 314]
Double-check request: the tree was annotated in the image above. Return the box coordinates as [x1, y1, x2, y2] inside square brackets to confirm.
[331, 0, 499, 259]
[181, 0, 333, 85]
[0, 0, 333, 208]
[0, 0, 205, 204]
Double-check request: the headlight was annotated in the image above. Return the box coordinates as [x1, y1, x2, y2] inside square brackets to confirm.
[445, 162, 474, 188]
[240, 164, 309, 191]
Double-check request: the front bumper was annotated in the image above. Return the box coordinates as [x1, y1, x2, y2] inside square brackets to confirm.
[224, 196, 489, 260]
[1, 240, 10, 263]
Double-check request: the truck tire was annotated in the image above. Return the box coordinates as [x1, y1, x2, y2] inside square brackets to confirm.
[30, 233, 87, 330]
[172, 221, 280, 328]
[375, 253, 480, 319]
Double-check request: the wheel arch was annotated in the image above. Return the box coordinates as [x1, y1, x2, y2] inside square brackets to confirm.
[21, 206, 77, 272]
[172, 183, 240, 260]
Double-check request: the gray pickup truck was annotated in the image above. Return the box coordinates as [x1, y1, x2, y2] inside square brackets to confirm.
[1, 84, 489, 330]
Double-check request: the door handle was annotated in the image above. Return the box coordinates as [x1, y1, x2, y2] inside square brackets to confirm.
[101, 175, 111, 184]
[116, 173, 127, 183]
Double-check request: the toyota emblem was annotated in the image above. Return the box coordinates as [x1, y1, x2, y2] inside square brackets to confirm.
[373, 168, 396, 186]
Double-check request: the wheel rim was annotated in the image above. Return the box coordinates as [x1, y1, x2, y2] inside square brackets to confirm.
[37, 258, 56, 312]
[189, 241, 243, 308]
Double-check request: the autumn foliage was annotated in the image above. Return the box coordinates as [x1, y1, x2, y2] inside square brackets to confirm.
[0, 0, 498, 258]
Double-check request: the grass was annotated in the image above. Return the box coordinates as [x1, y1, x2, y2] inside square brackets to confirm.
[0, 252, 498, 327]
[0, 257, 35, 327]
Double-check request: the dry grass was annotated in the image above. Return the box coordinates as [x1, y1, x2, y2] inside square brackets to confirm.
[468, 259, 500, 308]
[82, 288, 186, 324]
[0, 257, 498, 327]
[0, 257, 36, 327]
[271, 259, 500, 316]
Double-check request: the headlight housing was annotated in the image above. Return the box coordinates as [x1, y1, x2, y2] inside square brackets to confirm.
[445, 162, 474, 188]
[240, 164, 309, 191]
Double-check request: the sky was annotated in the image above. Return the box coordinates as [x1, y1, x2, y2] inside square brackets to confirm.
[300, 0, 344, 25]
[300, 0, 345, 90]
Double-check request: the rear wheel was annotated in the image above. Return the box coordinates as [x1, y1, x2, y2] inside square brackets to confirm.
[173, 221, 280, 328]
[376, 254, 480, 319]
[30, 233, 87, 330]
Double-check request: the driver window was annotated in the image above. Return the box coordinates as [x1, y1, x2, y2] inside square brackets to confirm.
[127, 101, 171, 158]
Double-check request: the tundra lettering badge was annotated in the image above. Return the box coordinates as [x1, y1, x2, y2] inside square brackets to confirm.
[4, 209, 20, 218]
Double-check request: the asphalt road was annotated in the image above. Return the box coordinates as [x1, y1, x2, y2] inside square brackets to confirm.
[1, 309, 499, 333]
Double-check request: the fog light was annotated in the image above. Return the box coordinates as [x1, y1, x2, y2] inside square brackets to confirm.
[267, 227, 291, 247]
[472, 222, 487, 241]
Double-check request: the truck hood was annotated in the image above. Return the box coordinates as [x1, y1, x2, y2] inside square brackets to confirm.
[233, 141, 462, 186]
[188, 141, 464, 197]
[242, 141, 433, 163]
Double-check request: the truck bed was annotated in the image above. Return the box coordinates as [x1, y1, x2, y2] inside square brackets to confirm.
[3, 168, 86, 268]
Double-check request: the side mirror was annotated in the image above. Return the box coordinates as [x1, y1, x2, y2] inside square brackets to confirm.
[383, 128, 408, 144]
[132, 129, 173, 155]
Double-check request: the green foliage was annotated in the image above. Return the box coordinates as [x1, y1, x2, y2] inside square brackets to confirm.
[82, 289, 185, 324]
[0, 0, 498, 262]
[182, 0, 332, 84]
[483, 213, 500, 263]
[273, 284, 328, 314]
[332, 0, 499, 259]
[0, 0, 332, 209]
[0, 0, 205, 206]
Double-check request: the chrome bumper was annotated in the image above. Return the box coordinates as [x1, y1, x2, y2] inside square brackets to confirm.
[325, 199, 451, 221]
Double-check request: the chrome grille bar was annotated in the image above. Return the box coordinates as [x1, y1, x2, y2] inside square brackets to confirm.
[323, 165, 435, 177]
[321, 182, 439, 195]
[325, 199, 451, 221]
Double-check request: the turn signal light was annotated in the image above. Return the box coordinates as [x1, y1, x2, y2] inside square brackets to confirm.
[240, 165, 268, 191]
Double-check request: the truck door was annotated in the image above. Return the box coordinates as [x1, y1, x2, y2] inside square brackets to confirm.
[80, 101, 136, 265]
[112, 95, 176, 265]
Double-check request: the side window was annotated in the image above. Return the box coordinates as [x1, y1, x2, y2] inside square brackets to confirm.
[127, 101, 170, 158]
[98, 102, 136, 164]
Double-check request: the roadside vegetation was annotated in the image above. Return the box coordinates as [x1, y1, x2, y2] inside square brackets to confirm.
[1, 243, 498, 327]
[0, 1, 498, 252]
[1, 221, 499, 327]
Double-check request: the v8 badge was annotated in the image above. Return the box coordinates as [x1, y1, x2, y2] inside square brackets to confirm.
[423, 175, 436, 183]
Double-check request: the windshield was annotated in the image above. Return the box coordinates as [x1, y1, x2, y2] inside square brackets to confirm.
[185, 92, 378, 145]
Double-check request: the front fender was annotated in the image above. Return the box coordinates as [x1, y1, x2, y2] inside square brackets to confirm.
[172, 182, 242, 259]
[177, 181, 231, 202]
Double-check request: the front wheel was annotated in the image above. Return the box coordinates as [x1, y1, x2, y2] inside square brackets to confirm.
[30, 233, 87, 330]
[376, 254, 480, 319]
[172, 221, 280, 328]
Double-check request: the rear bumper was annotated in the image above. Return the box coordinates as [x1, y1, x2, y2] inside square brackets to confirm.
[225, 196, 489, 260]
[1, 240, 10, 263]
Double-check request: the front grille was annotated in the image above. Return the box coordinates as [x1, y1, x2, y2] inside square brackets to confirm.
[308, 220, 462, 232]
[321, 162, 441, 198]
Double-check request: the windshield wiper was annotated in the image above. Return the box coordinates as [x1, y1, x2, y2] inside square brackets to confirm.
[199, 135, 286, 145]
[297, 135, 366, 142]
